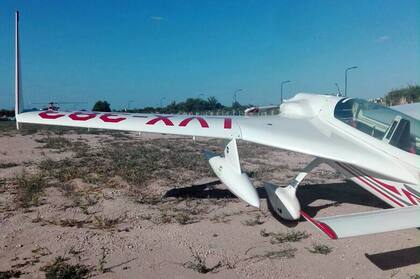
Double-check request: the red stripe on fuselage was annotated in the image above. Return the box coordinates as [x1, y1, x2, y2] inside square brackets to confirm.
[350, 165, 418, 206]
[368, 176, 400, 195]
[356, 176, 404, 207]
[401, 189, 420, 205]
[336, 162, 404, 207]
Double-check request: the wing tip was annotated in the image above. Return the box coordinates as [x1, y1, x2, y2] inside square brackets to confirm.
[300, 210, 338, 240]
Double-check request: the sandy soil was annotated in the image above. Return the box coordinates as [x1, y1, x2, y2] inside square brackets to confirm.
[0, 122, 418, 279]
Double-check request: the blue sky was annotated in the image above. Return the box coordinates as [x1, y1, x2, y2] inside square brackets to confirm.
[0, 0, 418, 110]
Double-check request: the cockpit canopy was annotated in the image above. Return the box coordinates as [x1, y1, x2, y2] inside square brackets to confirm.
[334, 98, 420, 155]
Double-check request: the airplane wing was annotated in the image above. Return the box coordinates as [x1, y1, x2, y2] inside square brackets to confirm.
[392, 103, 420, 120]
[16, 94, 419, 185]
[301, 206, 420, 239]
[16, 111, 242, 139]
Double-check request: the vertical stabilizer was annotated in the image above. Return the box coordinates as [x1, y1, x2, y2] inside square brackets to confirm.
[15, 11, 22, 129]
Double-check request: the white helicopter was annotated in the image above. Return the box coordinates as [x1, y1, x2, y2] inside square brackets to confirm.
[13, 11, 420, 239]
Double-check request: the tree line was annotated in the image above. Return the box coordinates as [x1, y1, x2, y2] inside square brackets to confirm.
[122, 97, 250, 114]
[383, 85, 420, 106]
[1, 85, 418, 118]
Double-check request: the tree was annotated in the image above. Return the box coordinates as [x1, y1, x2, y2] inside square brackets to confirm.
[384, 85, 420, 106]
[92, 100, 111, 112]
[207, 96, 222, 110]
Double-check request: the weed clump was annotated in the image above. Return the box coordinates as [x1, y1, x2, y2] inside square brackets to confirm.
[306, 243, 333, 255]
[262, 248, 297, 259]
[97, 247, 110, 273]
[183, 247, 222, 274]
[16, 172, 47, 207]
[260, 229, 309, 244]
[0, 270, 22, 279]
[36, 137, 72, 150]
[93, 214, 126, 230]
[41, 256, 90, 279]
[0, 163, 19, 169]
[210, 213, 231, 224]
[241, 214, 264, 226]
[39, 158, 88, 183]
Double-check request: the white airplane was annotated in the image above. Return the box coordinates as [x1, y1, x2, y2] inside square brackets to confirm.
[13, 11, 420, 239]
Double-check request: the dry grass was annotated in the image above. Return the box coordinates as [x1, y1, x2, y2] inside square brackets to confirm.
[261, 248, 297, 259]
[0, 162, 19, 169]
[183, 247, 222, 274]
[15, 172, 47, 207]
[99, 140, 213, 187]
[97, 247, 110, 273]
[59, 218, 92, 228]
[260, 229, 309, 244]
[32, 211, 126, 230]
[0, 179, 6, 194]
[37, 138, 215, 192]
[242, 247, 298, 263]
[32, 215, 93, 228]
[135, 195, 163, 205]
[35, 136, 73, 150]
[40, 256, 90, 279]
[92, 214, 126, 230]
[0, 269, 22, 279]
[135, 195, 216, 225]
[39, 158, 89, 184]
[67, 192, 99, 214]
[210, 213, 232, 224]
[306, 243, 333, 255]
[241, 214, 264, 226]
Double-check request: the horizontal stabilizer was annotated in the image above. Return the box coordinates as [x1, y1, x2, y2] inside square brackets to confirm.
[301, 206, 420, 239]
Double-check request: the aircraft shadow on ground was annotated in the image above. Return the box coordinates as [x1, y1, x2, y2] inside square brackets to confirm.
[165, 181, 417, 269]
[296, 180, 390, 215]
[365, 246, 420, 270]
[164, 180, 390, 226]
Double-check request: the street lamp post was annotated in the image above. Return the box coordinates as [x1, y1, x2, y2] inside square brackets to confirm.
[233, 89, 243, 104]
[280, 80, 291, 104]
[344, 66, 358, 97]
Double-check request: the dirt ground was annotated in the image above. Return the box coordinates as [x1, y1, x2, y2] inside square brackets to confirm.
[0, 122, 418, 279]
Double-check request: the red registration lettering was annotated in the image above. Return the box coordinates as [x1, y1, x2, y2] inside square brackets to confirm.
[39, 111, 65, 119]
[146, 115, 174, 126]
[100, 114, 126, 123]
[179, 117, 209, 128]
[224, 118, 232, 129]
[69, 112, 97, 121]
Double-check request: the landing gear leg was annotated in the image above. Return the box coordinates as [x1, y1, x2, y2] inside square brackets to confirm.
[264, 157, 323, 220]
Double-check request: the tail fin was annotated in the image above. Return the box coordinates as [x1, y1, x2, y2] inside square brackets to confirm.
[15, 11, 23, 129]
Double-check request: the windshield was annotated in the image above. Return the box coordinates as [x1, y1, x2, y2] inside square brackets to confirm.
[334, 98, 420, 155]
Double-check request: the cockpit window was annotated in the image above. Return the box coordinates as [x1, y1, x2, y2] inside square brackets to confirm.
[334, 98, 420, 155]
